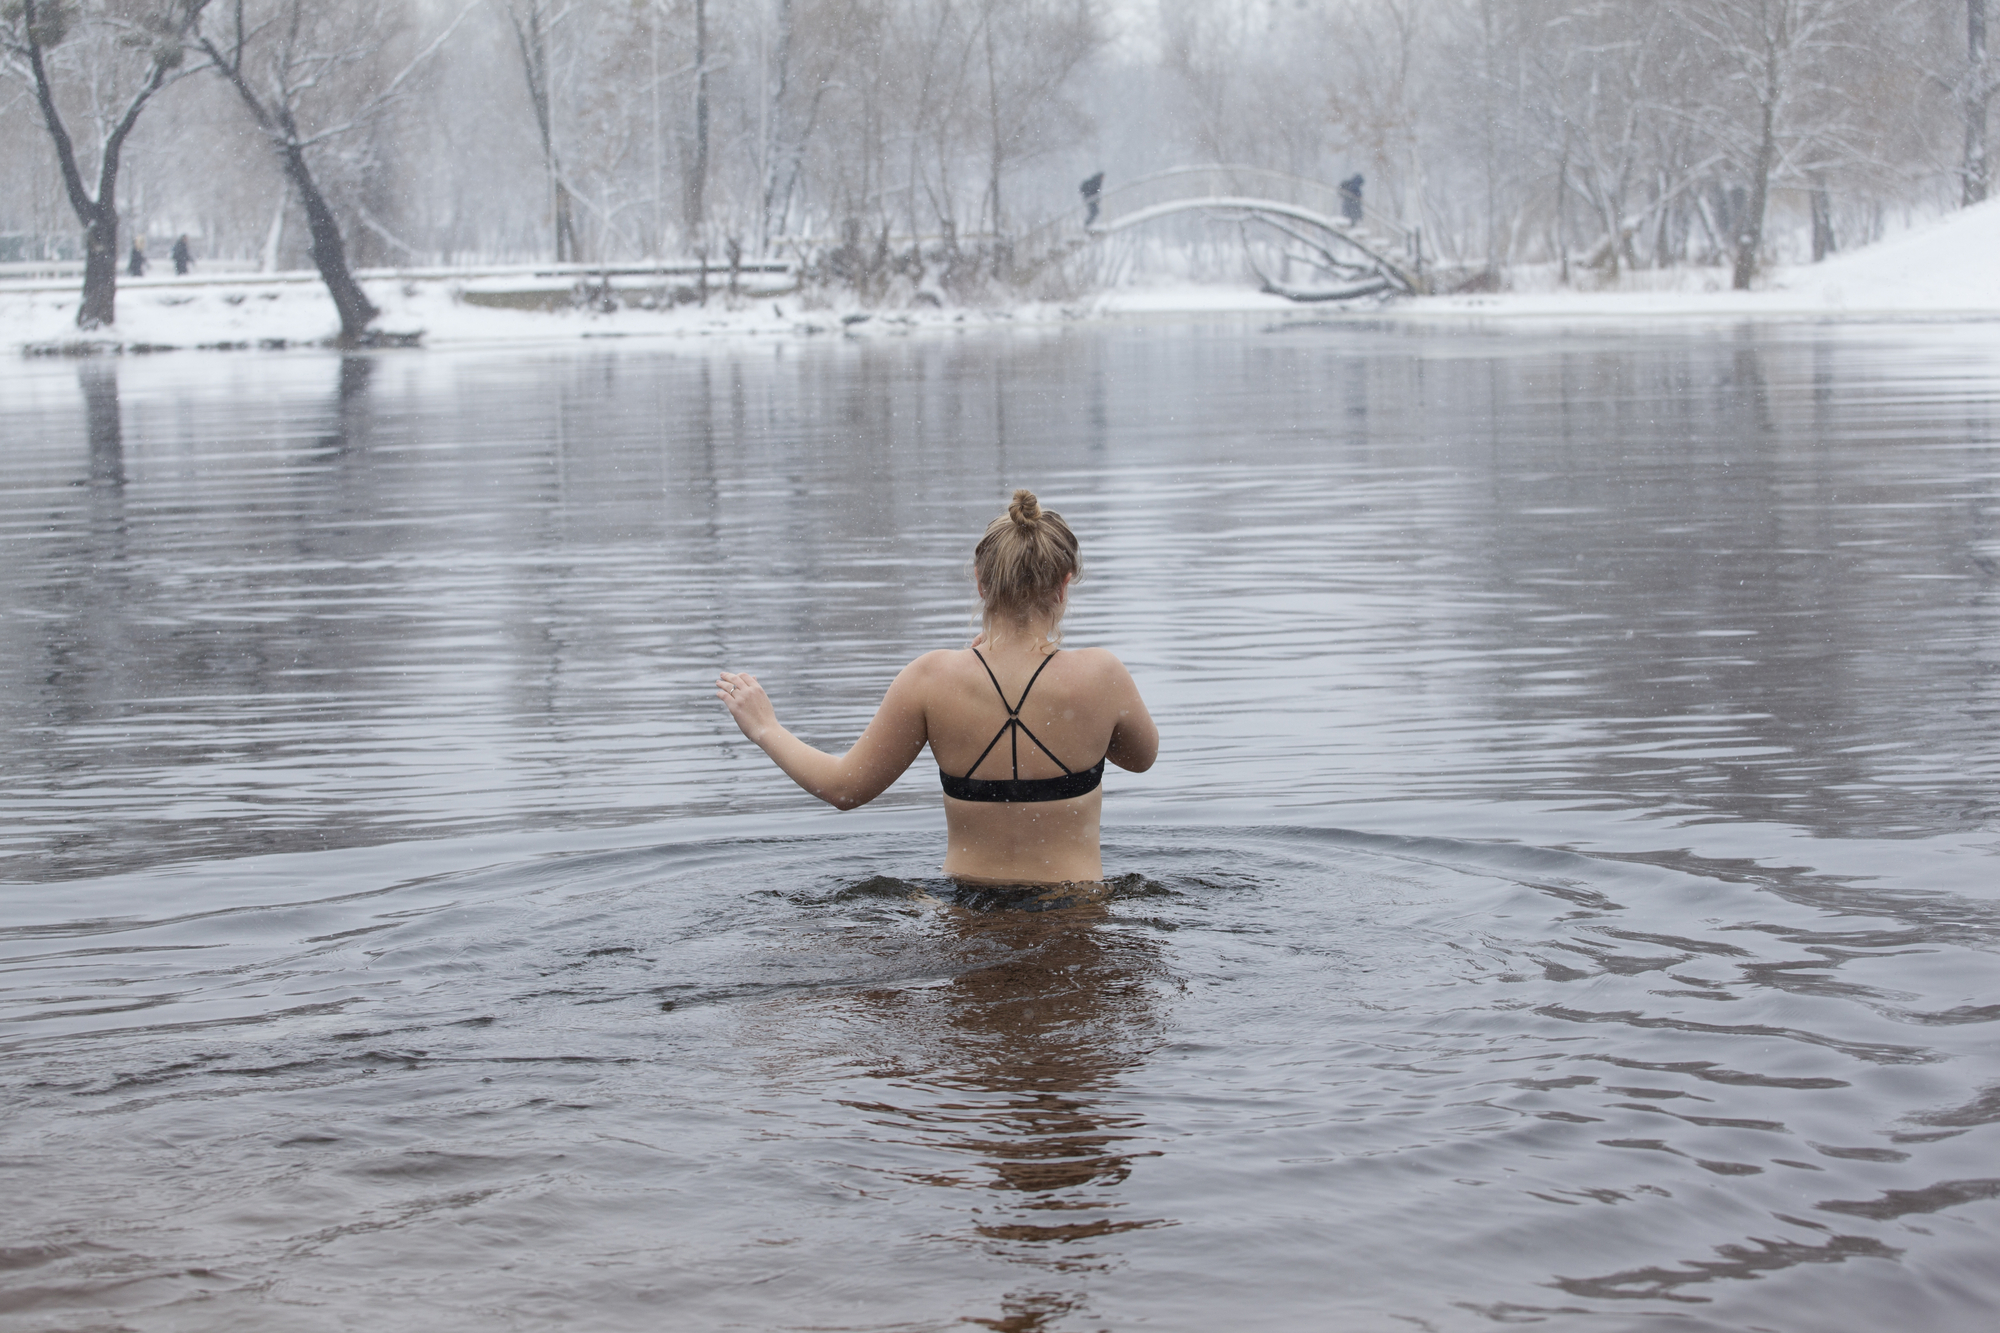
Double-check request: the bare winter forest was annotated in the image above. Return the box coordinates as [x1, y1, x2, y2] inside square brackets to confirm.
[4, 0, 1997, 327]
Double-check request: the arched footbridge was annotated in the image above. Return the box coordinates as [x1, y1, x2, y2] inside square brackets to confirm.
[1015, 164, 1429, 300]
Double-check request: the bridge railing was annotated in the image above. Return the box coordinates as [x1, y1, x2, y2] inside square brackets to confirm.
[1010, 163, 1420, 284]
[1095, 166, 1413, 249]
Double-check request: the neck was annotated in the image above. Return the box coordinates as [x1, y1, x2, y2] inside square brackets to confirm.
[980, 614, 1062, 653]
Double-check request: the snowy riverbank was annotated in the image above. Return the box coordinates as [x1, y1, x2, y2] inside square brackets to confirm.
[1412, 196, 2000, 322]
[10, 198, 2000, 356]
[2, 272, 1015, 354]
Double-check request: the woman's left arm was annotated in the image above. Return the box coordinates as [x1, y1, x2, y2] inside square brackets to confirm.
[716, 655, 936, 810]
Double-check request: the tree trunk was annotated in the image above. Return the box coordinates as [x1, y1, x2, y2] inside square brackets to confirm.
[1555, 135, 1570, 285]
[79, 209, 120, 329]
[1734, 83, 1777, 289]
[282, 136, 378, 343]
[984, 8, 1003, 241]
[1479, 0, 1498, 269]
[684, 0, 709, 243]
[80, 114, 139, 328]
[1810, 178, 1835, 261]
[554, 183, 579, 263]
[760, 0, 796, 251]
[1968, 0, 1990, 206]
[512, 1, 579, 262]
[261, 185, 289, 271]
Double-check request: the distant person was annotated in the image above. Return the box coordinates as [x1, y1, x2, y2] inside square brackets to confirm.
[1339, 174, 1364, 225]
[1080, 171, 1104, 227]
[716, 489, 1157, 889]
[171, 235, 192, 276]
[127, 236, 147, 278]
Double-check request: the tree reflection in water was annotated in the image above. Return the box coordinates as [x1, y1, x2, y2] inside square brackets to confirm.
[79, 359, 124, 488]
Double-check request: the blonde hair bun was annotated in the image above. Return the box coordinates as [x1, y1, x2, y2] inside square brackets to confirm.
[976, 489, 1081, 639]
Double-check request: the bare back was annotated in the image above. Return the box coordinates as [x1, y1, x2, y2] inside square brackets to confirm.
[922, 644, 1155, 883]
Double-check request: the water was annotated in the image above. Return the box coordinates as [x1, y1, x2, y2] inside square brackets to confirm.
[2, 318, 1997, 1331]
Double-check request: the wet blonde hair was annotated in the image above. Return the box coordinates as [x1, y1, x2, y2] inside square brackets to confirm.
[974, 489, 1081, 638]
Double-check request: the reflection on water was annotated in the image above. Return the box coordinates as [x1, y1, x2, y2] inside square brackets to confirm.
[1, 322, 1998, 1332]
[80, 361, 123, 487]
[840, 887, 1167, 1249]
[1, 322, 1997, 878]
[327, 353, 375, 451]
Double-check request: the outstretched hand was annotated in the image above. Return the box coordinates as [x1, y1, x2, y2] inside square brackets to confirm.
[716, 671, 777, 744]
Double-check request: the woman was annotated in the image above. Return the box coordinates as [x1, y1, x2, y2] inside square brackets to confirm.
[716, 489, 1158, 885]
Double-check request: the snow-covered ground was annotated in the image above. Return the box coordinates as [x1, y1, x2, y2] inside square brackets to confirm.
[1413, 196, 2000, 321]
[1, 272, 984, 353]
[10, 198, 2000, 356]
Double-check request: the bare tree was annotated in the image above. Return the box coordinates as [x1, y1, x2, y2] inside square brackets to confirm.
[758, 0, 802, 248]
[196, 0, 470, 343]
[757, 0, 849, 248]
[1321, 0, 1430, 226]
[892, 0, 980, 237]
[499, 0, 578, 261]
[3, 0, 209, 328]
[684, 0, 708, 242]
[8, 0, 1986, 299]
[1520, 4, 1724, 278]
[1675, 0, 1867, 289]
[975, 0, 1100, 239]
[1963, 0, 1995, 203]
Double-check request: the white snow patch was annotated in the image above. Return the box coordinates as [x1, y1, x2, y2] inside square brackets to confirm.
[1778, 195, 2000, 314]
[1415, 197, 2000, 322]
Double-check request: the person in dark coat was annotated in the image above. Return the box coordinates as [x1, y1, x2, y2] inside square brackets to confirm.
[1338, 174, 1364, 225]
[1080, 171, 1104, 226]
[171, 235, 192, 275]
[127, 236, 148, 277]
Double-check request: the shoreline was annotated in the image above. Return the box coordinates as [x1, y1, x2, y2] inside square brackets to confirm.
[13, 275, 2000, 360]
[11, 197, 2000, 355]
[14, 277, 2000, 361]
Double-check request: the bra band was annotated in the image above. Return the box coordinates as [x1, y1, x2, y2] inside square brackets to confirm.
[941, 762, 1106, 803]
[940, 649, 1106, 803]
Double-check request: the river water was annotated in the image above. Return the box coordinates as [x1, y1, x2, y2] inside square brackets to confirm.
[2, 317, 1997, 1332]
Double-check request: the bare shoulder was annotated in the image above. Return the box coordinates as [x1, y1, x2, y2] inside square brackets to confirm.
[899, 649, 960, 683]
[1064, 645, 1134, 677]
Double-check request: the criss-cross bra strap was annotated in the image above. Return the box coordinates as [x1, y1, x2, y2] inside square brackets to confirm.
[966, 649, 1071, 780]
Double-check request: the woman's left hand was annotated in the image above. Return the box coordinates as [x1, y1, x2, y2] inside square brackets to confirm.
[716, 671, 777, 744]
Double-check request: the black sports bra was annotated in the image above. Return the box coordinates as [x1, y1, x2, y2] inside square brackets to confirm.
[939, 649, 1106, 803]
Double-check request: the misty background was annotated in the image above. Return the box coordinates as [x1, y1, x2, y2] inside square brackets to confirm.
[2, 0, 1994, 290]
